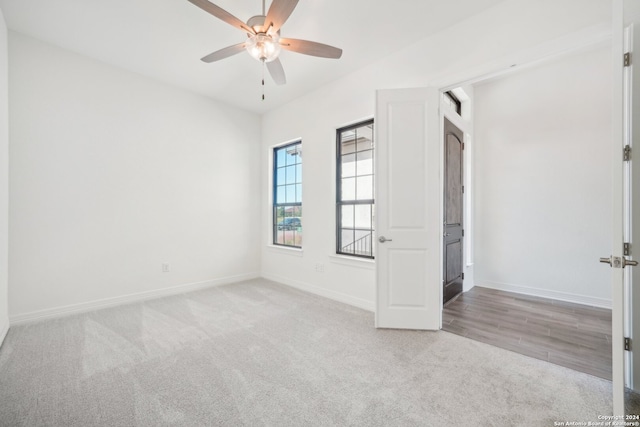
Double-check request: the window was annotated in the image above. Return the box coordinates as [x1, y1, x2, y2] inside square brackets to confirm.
[273, 141, 302, 248]
[444, 91, 462, 115]
[336, 120, 374, 258]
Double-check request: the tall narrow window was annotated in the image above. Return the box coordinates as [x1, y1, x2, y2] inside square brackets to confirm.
[337, 120, 374, 258]
[273, 141, 302, 248]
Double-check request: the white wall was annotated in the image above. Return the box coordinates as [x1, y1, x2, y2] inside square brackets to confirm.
[260, 0, 611, 310]
[474, 45, 612, 307]
[0, 7, 8, 344]
[8, 33, 262, 321]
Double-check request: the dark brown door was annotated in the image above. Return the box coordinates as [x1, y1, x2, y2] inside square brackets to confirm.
[443, 117, 464, 304]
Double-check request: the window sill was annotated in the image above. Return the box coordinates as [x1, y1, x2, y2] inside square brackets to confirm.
[329, 254, 375, 270]
[266, 245, 304, 257]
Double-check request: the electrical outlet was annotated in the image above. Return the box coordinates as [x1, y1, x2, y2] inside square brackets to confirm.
[162, 263, 170, 273]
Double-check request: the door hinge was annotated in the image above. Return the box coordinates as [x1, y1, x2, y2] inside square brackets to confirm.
[462, 185, 465, 194]
[625, 52, 632, 67]
[462, 229, 465, 237]
[626, 337, 632, 351]
[624, 145, 632, 161]
[461, 273, 465, 280]
[462, 142, 465, 150]
[625, 242, 632, 256]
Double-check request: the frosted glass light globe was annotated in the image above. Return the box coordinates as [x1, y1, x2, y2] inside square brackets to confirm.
[245, 33, 281, 63]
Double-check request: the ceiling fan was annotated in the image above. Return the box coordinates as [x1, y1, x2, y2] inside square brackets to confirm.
[187, 0, 343, 87]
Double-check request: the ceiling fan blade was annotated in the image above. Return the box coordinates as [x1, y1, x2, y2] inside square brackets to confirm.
[201, 43, 246, 63]
[279, 38, 342, 59]
[265, 0, 299, 35]
[187, 0, 255, 34]
[267, 58, 286, 85]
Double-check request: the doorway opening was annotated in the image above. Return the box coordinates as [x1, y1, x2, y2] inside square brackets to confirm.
[439, 43, 614, 380]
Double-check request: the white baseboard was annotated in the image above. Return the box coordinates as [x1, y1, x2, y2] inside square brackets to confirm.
[0, 318, 8, 348]
[476, 281, 612, 309]
[263, 273, 375, 312]
[10, 272, 260, 325]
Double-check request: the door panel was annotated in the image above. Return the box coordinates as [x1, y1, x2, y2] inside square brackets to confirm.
[376, 87, 441, 330]
[388, 250, 427, 307]
[631, 18, 640, 395]
[388, 103, 428, 229]
[443, 117, 464, 304]
[625, 0, 640, 411]
[614, 0, 625, 415]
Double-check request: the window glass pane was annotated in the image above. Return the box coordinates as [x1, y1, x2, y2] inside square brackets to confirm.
[340, 229, 355, 254]
[276, 148, 286, 168]
[296, 164, 302, 183]
[356, 175, 373, 200]
[352, 229, 372, 256]
[371, 204, 376, 228]
[341, 131, 356, 154]
[341, 205, 354, 228]
[296, 184, 302, 203]
[342, 177, 356, 201]
[286, 146, 300, 166]
[275, 206, 284, 220]
[292, 230, 302, 247]
[356, 150, 373, 175]
[276, 167, 285, 185]
[355, 204, 372, 229]
[341, 153, 356, 178]
[276, 185, 286, 204]
[286, 185, 296, 203]
[357, 126, 373, 151]
[286, 165, 296, 184]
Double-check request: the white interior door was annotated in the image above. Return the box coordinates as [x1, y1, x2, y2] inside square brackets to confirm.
[629, 0, 640, 397]
[375, 87, 441, 330]
[613, 0, 626, 415]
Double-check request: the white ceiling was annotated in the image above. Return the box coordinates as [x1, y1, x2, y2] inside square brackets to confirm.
[0, 0, 506, 114]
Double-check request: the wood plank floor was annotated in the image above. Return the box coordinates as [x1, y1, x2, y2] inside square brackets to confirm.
[442, 287, 612, 380]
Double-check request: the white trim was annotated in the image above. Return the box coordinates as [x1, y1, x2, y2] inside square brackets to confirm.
[266, 245, 303, 256]
[9, 272, 260, 325]
[0, 318, 8, 348]
[263, 273, 374, 312]
[476, 281, 612, 309]
[328, 254, 375, 270]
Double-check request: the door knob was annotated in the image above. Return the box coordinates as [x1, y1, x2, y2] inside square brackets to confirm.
[600, 256, 638, 268]
[378, 236, 393, 243]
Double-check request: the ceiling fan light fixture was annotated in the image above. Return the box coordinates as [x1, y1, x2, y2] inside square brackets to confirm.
[245, 33, 281, 63]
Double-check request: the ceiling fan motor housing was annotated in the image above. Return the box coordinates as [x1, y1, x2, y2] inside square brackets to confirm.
[245, 15, 281, 62]
[247, 15, 267, 32]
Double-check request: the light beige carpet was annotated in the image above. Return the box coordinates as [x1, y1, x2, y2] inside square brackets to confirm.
[0, 279, 624, 426]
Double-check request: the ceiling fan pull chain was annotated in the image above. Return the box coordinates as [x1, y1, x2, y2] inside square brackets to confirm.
[262, 61, 265, 101]
[262, 0, 266, 16]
